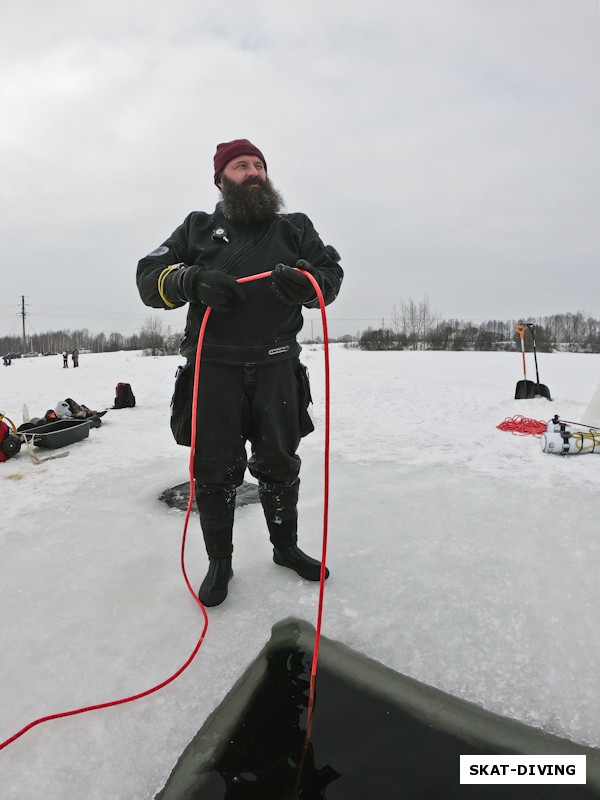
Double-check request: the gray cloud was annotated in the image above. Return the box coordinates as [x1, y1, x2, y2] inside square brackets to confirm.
[1, 0, 598, 341]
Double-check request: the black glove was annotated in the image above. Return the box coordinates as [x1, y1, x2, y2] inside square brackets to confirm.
[271, 260, 319, 305]
[166, 265, 245, 312]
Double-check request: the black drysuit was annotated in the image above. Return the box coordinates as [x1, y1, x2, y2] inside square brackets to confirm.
[136, 204, 343, 558]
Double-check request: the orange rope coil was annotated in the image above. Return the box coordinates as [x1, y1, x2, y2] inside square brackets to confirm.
[496, 415, 547, 437]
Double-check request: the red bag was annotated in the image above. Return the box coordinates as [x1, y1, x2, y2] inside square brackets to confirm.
[0, 414, 21, 462]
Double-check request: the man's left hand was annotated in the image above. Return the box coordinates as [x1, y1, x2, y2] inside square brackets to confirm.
[271, 260, 319, 305]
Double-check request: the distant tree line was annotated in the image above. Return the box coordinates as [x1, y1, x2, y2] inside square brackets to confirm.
[358, 299, 600, 353]
[1, 317, 181, 357]
[3, 305, 599, 357]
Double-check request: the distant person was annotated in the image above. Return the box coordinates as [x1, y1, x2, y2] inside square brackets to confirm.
[3, 355, 11, 366]
[62, 351, 69, 368]
[136, 138, 343, 607]
[72, 349, 79, 368]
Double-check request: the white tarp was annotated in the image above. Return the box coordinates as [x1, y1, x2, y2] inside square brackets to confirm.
[581, 380, 600, 428]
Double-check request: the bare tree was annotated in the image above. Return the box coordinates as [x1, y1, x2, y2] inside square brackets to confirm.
[108, 331, 124, 351]
[140, 316, 166, 356]
[395, 295, 439, 349]
[390, 303, 403, 335]
[417, 295, 439, 346]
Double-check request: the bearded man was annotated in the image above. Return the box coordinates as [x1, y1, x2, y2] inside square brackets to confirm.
[136, 138, 343, 607]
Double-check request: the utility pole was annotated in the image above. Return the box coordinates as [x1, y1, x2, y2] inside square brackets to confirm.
[21, 296, 27, 353]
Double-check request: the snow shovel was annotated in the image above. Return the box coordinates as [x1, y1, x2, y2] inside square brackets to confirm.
[526, 323, 552, 400]
[514, 324, 536, 399]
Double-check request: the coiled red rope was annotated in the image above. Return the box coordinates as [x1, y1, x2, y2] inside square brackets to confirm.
[496, 415, 547, 437]
[0, 268, 330, 752]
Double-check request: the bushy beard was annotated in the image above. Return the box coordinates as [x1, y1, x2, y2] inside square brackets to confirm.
[219, 175, 284, 223]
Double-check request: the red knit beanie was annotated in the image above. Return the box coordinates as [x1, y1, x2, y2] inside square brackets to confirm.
[213, 139, 267, 186]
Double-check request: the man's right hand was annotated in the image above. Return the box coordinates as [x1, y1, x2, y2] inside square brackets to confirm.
[167, 265, 246, 312]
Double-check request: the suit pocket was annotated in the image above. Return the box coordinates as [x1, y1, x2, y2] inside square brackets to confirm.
[170, 363, 193, 446]
[297, 361, 315, 437]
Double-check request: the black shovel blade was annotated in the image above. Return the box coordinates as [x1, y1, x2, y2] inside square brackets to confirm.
[534, 383, 552, 401]
[515, 379, 537, 399]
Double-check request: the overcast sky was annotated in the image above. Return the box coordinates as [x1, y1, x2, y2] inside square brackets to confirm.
[1, 0, 598, 343]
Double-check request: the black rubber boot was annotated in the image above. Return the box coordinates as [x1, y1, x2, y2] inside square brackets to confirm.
[259, 479, 300, 551]
[273, 545, 329, 582]
[198, 558, 233, 607]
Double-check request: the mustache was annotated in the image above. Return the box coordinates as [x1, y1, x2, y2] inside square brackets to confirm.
[242, 176, 265, 186]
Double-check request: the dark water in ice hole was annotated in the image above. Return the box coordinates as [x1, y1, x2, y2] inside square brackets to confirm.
[184, 645, 596, 800]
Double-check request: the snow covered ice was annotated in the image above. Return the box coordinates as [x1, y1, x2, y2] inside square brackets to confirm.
[1, 346, 599, 799]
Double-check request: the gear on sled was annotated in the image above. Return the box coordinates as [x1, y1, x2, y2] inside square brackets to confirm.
[0, 413, 22, 462]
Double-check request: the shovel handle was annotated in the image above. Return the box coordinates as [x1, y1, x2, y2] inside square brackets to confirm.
[515, 325, 527, 379]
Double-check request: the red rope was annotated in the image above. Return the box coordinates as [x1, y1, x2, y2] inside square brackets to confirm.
[496, 415, 548, 437]
[0, 268, 330, 752]
[298, 275, 330, 734]
[0, 347, 213, 751]
[225, 270, 330, 730]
